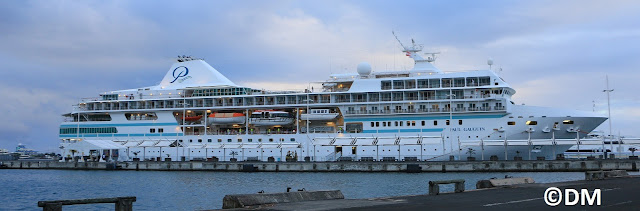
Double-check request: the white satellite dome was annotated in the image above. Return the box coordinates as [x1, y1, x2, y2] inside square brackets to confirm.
[357, 62, 372, 76]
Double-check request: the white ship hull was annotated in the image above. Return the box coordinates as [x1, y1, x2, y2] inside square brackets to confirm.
[57, 37, 609, 162]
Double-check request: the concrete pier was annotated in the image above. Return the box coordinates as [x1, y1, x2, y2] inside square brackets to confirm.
[3, 160, 639, 172]
[216, 176, 640, 210]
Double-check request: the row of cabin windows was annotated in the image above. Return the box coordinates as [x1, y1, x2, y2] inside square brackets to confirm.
[370, 120, 463, 127]
[507, 120, 574, 126]
[59, 127, 118, 134]
[178, 138, 297, 143]
[149, 128, 164, 133]
[381, 77, 492, 90]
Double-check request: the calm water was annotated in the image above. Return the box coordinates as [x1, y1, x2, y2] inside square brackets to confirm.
[1, 169, 587, 210]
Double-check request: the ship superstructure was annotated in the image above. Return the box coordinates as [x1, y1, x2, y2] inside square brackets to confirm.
[59, 37, 608, 162]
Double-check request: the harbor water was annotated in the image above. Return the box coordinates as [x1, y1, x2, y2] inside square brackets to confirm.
[0, 169, 591, 210]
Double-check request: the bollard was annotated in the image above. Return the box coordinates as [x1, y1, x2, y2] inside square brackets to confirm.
[428, 179, 465, 195]
[490, 155, 499, 161]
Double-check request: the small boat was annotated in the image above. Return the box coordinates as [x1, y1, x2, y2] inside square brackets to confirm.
[301, 109, 339, 121]
[182, 115, 203, 122]
[249, 110, 294, 126]
[207, 113, 245, 125]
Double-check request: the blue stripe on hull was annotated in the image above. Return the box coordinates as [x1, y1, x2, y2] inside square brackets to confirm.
[362, 128, 444, 133]
[60, 122, 178, 128]
[345, 114, 506, 122]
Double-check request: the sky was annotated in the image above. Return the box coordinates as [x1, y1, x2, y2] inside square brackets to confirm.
[1, 0, 639, 152]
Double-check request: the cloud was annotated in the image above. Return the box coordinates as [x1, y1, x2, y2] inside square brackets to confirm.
[0, 84, 73, 150]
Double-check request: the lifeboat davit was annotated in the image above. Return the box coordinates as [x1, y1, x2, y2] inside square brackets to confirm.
[207, 113, 246, 125]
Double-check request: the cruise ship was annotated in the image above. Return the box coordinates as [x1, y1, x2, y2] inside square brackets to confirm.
[59, 36, 608, 162]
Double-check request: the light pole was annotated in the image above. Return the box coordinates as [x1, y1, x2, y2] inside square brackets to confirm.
[603, 75, 614, 157]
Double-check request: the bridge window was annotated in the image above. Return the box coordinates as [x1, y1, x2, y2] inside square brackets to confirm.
[479, 77, 490, 86]
[428, 79, 440, 88]
[453, 78, 465, 87]
[417, 79, 429, 88]
[508, 121, 516, 125]
[392, 80, 404, 89]
[442, 78, 452, 88]
[405, 79, 416, 89]
[526, 121, 537, 125]
[563, 120, 574, 124]
[381, 81, 392, 90]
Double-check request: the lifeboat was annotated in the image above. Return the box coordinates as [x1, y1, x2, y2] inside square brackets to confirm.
[207, 112, 246, 125]
[249, 110, 294, 126]
[300, 109, 339, 121]
[182, 115, 202, 122]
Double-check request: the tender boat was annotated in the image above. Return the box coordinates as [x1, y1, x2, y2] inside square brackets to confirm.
[207, 112, 245, 125]
[249, 110, 294, 126]
[301, 109, 339, 121]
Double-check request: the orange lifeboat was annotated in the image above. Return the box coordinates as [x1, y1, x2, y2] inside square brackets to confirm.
[182, 115, 203, 122]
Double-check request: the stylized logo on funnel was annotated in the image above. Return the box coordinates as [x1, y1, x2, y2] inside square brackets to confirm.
[170, 66, 189, 83]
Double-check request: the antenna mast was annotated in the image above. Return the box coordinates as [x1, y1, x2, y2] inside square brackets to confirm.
[392, 31, 407, 50]
[603, 75, 614, 139]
